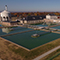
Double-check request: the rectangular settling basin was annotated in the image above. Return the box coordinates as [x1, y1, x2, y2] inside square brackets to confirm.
[51, 26, 60, 29]
[0, 26, 32, 36]
[2, 30, 60, 50]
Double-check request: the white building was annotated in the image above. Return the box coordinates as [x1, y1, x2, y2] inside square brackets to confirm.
[0, 5, 11, 21]
[46, 14, 57, 19]
[0, 5, 20, 26]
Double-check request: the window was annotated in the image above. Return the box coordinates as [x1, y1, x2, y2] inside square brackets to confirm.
[3, 17, 5, 19]
[33, 17, 35, 19]
[23, 18, 25, 20]
[6, 17, 8, 19]
[40, 17, 42, 19]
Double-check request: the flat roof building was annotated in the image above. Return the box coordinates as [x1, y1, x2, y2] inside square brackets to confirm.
[20, 15, 45, 24]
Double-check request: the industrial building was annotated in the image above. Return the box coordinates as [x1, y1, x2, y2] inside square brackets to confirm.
[0, 5, 46, 25]
[20, 15, 45, 24]
[46, 14, 60, 19]
[0, 5, 19, 26]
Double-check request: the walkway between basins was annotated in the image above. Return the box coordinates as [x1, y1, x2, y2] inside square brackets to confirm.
[0, 30, 35, 37]
[33, 46, 60, 60]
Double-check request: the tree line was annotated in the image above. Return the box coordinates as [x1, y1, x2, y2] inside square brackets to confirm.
[11, 12, 60, 18]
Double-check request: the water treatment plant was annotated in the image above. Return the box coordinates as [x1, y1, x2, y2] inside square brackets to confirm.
[0, 5, 60, 60]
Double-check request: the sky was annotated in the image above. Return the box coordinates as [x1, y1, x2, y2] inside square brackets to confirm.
[0, 0, 60, 12]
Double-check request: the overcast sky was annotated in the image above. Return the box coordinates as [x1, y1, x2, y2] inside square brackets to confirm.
[0, 0, 60, 12]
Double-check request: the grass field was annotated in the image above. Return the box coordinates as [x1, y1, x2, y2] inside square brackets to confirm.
[40, 49, 60, 60]
[0, 37, 60, 60]
[53, 55, 60, 60]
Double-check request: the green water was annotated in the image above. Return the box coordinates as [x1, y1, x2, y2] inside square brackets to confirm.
[36, 24, 48, 27]
[3, 31, 60, 50]
[0, 25, 2, 26]
[0, 24, 60, 50]
[51, 26, 60, 29]
[0, 27, 32, 36]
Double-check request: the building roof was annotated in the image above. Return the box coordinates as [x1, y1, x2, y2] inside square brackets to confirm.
[3, 21, 19, 23]
[1, 10, 10, 17]
[1, 5, 11, 17]
[22, 15, 46, 21]
[47, 14, 56, 16]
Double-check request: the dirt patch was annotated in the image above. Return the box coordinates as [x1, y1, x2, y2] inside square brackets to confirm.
[0, 37, 23, 60]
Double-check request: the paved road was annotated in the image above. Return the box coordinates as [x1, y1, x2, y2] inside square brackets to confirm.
[33, 46, 60, 60]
